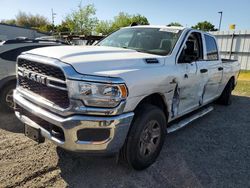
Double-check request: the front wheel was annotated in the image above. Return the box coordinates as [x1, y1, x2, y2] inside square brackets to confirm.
[0, 82, 16, 113]
[121, 104, 166, 170]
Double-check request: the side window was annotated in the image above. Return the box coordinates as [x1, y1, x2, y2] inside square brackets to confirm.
[178, 32, 203, 63]
[204, 35, 219, 61]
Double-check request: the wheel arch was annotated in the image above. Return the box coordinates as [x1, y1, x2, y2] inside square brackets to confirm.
[228, 76, 235, 90]
[134, 93, 169, 123]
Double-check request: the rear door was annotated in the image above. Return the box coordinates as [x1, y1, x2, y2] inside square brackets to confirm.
[196, 34, 223, 104]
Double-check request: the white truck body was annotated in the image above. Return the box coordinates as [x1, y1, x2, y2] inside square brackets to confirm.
[13, 26, 240, 163]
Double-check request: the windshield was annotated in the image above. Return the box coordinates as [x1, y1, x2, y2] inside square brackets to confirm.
[98, 27, 182, 56]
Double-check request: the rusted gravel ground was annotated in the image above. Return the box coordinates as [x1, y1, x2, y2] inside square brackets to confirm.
[0, 94, 250, 188]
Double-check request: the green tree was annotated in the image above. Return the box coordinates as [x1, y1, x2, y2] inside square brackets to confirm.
[111, 12, 132, 31]
[96, 12, 149, 35]
[192, 21, 217, 31]
[95, 20, 113, 35]
[131, 14, 149, 25]
[56, 22, 71, 33]
[111, 12, 149, 31]
[65, 3, 98, 35]
[15, 11, 49, 28]
[1, 12, 49, 30]
[35, 23, 71, 34]
[0, 19, 16, 25]
[167, 22, 182, 27]
[35, 24, 53, 33]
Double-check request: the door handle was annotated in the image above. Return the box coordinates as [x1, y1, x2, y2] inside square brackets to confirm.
[218, 67, 223, 71]
[200, 69, 208, 73]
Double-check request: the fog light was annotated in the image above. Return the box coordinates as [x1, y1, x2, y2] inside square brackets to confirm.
[77, 128, 110, 142]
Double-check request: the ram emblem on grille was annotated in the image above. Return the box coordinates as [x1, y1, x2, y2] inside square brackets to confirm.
[22, 70, 47, 85]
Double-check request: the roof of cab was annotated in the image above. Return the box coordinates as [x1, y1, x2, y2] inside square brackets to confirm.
[124, 25, 186, 30]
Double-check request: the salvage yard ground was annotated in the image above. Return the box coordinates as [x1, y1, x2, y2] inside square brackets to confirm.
[0, 72, 250, 188]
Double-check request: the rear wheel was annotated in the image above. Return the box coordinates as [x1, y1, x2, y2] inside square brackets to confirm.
[0, 82, 16, 113]
[217, 79, 234, 105]
[121, 104, 166, 170]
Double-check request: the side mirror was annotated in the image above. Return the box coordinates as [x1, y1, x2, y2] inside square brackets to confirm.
[184, 56, 197, 63]
[178, 48, 194, 64]
[178, 43, 198, 63]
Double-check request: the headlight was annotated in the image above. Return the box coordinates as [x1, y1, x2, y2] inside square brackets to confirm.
[69, 81, 128, 108]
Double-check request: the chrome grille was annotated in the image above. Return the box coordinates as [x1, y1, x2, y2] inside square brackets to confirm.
[18, 58, 66, 81]
[17, 58, 70, 109]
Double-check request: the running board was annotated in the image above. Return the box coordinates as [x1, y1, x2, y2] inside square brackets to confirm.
[167, 106, 214, 133]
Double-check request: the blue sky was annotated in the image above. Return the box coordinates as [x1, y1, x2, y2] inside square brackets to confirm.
[0, 0, 249, 30]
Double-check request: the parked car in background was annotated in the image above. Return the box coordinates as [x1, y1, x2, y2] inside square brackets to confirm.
[0, 37, 67, 112]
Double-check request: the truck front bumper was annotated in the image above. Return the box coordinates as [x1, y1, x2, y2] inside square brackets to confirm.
[14, 90, 134, 154]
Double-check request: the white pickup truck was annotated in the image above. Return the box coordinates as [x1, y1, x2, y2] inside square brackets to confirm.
[14, 26, 240, 170]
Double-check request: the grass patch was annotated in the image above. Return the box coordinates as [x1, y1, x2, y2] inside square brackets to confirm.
[238, 70, 250, 81]
[233, 80, 250, 96]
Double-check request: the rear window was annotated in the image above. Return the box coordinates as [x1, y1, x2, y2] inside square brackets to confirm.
[204, 35, 219, 60]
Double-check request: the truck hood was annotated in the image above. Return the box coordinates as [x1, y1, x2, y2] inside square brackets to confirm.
[26, 46, 164, 76]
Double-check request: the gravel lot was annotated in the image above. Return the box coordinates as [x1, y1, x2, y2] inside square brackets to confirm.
[0, 94, 250, 188]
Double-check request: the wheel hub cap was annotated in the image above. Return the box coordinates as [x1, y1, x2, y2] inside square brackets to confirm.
[139, 120, 161, 157]
[5, 89, 14, 109]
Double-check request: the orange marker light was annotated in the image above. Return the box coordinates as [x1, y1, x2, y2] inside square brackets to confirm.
[119, 85, 128, 98]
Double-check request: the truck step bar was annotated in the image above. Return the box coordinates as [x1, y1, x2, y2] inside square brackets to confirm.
[167, 106, 214, 133]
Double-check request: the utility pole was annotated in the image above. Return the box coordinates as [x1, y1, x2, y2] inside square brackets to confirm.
[51, 8, 56, 34]
[218, 11, 223, 31]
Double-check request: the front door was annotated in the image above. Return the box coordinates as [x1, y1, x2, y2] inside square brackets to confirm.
[176, 32, 205, 115]
[175, 62, 199, 115]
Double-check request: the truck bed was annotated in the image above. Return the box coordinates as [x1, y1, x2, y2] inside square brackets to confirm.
[222, 58, 237, 63]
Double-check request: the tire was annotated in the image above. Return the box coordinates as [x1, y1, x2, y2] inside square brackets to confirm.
[217, 79, 233, 105]
[0, 82, 16, 113]
[121, 104, 166, 170]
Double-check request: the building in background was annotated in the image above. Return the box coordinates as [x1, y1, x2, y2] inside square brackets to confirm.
[0, 23, 48, 41]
